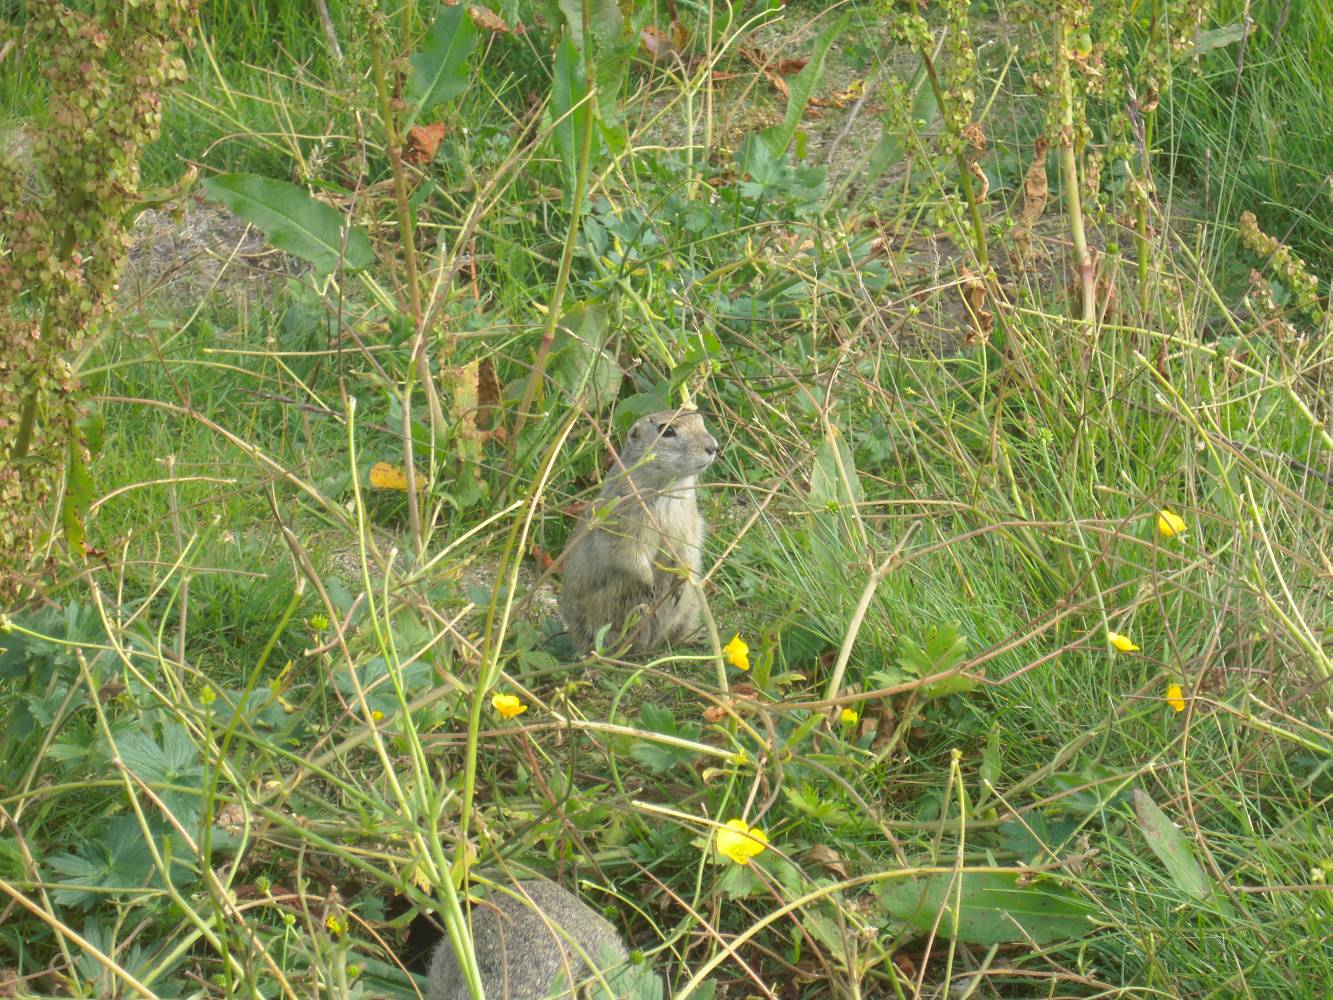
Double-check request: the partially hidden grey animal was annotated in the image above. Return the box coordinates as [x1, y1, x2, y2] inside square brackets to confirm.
[426, 879, 635, 1000]
[559, 409, 719, 652]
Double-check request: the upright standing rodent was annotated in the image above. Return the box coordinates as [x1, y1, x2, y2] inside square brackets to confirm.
[559, 409, 718, 652]
[426, 879, 634, 1000]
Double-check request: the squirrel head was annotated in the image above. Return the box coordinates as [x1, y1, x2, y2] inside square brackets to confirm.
[615, 408, 718, 490]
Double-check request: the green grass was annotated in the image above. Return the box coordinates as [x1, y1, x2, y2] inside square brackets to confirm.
[2, 1, 1330, 998]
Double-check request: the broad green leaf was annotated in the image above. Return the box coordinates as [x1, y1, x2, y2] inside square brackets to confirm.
[809, 425, 864, 511]
[201, 173, 373, 274]
[557, 0, 625, 54]
[629, 703, 701, 775]
[1195, 23, 1247, 53]
[405, 5, 478, 128]
[614, 389, 672, 433]
[877, 870, 1095, 945]
[549, 302, 623, 411]
[551, 37, 590, 197]
[46, 817, 157, 908]
[1133, 789, 1228, 912]
[117, 724, 204, 829]
[998, 813, 1080, 860]
[758, 16, 847, 159]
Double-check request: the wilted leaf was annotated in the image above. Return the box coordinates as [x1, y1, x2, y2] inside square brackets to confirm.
[739, 45, 789, 99]
[447, 360, 485, 497]
[476, 357, 501, 428]
[201, 173, 373, 274]
[369, 462, 412, 491]
[1010, 136, 1049, 265]
[877, 870, 1095, 945]
[61, 433, 94, 555]
[468, 5, 511, 33]
[405, 122, 447, 164]
[804, 844, 849, 878]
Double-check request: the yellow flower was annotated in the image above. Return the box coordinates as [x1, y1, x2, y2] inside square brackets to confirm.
[723, 634, 750, 671]
[1165, 684, 1185, 713]
[1157, 509, 1187, 538]
[371, 709, 384, 722]
[325, 913, 347, 936]
[1107, 630, 1140, 653]
[839, 707, 859, 726]
[716, 818, 768, 865]
[491, 693, 528, 719]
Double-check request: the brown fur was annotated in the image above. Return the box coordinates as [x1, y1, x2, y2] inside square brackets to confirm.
[559, 409, 718, 652]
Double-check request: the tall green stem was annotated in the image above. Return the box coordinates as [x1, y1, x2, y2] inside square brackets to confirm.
[1055, 17, 1095, 324]
[910, 0, 988, 271]
[508, 3, 598, 457]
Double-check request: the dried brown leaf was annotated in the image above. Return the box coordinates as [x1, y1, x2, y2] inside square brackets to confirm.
[405, 122, 447, 165]
[739, 45, 789, 99]
[468, 5, 511, 33]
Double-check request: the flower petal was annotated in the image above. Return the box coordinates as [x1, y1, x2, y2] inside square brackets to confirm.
[1107, 630, 1140, 653]
[723, 634, 750, 671]
[716, 817, 768, 865]
[1157, 509, 1187, 538]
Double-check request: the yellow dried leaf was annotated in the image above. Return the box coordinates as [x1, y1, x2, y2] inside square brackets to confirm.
[369, 462, 411, 491]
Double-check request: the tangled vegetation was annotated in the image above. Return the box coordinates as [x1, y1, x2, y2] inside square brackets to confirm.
[1, 1, 1329, 997]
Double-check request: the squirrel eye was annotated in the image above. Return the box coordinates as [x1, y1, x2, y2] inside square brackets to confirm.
[659, 424, 677, 438]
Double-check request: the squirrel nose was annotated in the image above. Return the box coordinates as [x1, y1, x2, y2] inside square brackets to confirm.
[704, 437, 718, 456]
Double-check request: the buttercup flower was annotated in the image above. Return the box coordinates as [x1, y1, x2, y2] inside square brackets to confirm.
[1107, 631, 1140, 653]
[1157, 509, 1187, 538]
[723, 634, 750, 671]
[491, 693, 528, 719]
[325, 913, 347, 936]
[371, 709, 384, 722]
[716, 818, 768, 865]
[1165, 684, 1185, 713]
[839, 707, 859, 726]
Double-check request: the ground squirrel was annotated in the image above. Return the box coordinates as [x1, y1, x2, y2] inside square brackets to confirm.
[426, 879, 641, 999]
[559, 409, 718, 652]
